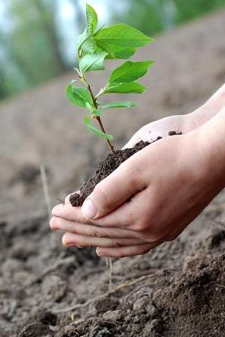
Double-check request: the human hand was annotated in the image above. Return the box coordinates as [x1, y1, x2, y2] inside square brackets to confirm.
[50, 84, 225, 257]
[51, 125, 223, 257]
[124, 82, 225, 147]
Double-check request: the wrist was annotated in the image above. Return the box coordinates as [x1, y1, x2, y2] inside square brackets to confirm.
[195, 108, 225, 190]
[187, 84, 225, 131]
[185, 106, 215, 132]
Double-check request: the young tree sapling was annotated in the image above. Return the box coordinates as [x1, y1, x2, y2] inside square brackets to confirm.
[65, 3, 156, 208]
[66, 3, 154, 154]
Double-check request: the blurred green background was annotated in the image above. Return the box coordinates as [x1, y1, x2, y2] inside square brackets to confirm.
[1, 0, 225, 101]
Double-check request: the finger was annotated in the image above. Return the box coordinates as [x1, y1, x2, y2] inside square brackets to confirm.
[62, 232, 146, 248]
[81, 152, 147, 220]
[52, 203, 87, 224]
[50, 216, 139, 239]
[96, 242, 159, 258]
[90, 189, 146, 230]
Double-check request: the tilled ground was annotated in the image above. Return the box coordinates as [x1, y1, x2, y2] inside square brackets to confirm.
[1, 9, 225, 337]
[1, 194, 225, 337]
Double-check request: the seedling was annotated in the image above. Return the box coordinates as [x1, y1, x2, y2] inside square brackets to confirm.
[66, 3, 154, 153]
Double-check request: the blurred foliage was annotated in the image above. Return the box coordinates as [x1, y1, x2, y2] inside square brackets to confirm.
[1, 0, 225, 100]
[110, 0, 165, 35]
[0, 0, 67, 99]
[174, 0, 225, 23]
[112, 0, 225, 34]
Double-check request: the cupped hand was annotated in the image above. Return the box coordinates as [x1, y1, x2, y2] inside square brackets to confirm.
[124, 82, 225, 148]
[50, 84, 225, 257]
[51, 127, 220, 257]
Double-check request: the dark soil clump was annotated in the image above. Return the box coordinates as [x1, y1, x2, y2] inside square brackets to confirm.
[70, 140, 154, 207]
[70, 131, 183, 207]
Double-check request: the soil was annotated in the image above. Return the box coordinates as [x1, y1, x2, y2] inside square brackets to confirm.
[70, 140, 151, 207]
[1, 9, 225, 337]
[70, 131, 182, 207]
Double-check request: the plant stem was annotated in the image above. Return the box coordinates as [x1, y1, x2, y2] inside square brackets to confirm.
[83, 76, 115, 154]
[96, 116, 115, 153]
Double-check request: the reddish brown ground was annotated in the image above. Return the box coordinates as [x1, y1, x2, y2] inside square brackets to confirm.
[1, 10, 225, 337]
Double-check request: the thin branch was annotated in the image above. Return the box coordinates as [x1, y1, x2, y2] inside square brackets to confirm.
[82, 76, 115, 153]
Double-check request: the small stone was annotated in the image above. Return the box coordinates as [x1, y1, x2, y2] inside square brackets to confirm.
[133, 296, 149, 311]
[146, 304, 157, 316]
[90, 327, 111, 337]
[102, 310, 123, 321]
[60, 325, 79, 337]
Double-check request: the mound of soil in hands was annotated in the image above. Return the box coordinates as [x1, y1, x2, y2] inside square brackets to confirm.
[69, 140, 151, 207]
[70, 132, 182, 207]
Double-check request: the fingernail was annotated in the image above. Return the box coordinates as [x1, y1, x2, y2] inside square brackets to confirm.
[96, 248, 102, 256]
[52, 204, 64, 215]
[66, 242, 75, 247]
[82, 198, 97, 220]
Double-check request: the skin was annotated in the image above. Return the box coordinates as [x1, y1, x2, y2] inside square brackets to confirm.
[50, 84, 225, 258]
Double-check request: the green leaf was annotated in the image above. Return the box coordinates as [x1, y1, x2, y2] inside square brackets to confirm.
[84, 116, 113, 140]
[106, 46, 136, 59]
[86, 3, 98, 34]
[96, 40, 136, 59]
[78, 29, 90, 50]
[109, 60, 153, 83]
[92, 109, 102, 117]
[78, 4, 98, 55]
[78, 28, 96, 55]
[105, 82, 146, 94]
[101, 101, 136, 109]
[66, 84, 93, 109]
[80, 52, 108, 73]
[95, 24, 154, 48]
[94, 24, 105, 36]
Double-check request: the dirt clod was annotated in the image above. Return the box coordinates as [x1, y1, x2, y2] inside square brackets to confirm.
[69, 141, 150, 207]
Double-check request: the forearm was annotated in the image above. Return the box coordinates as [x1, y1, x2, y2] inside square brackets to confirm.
[186, 83, 225, 131]
[199, 107, 225, 190]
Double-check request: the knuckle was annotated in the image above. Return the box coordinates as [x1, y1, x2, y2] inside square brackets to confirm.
[131, 220, 149, 232]
[90, 226, 105, 238]
[86, 238, 93, 248]
[148, 233, 163, 243]
[125, 165, 143, 190]
[138, 245, 151, 256]
[94, 182, 112, 209]
[111, 239, 122, 248]
[97, 228, 107, 238]
[142, 228, 164, 243]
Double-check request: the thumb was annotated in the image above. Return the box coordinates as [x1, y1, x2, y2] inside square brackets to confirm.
[81, 156, 146, 220]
